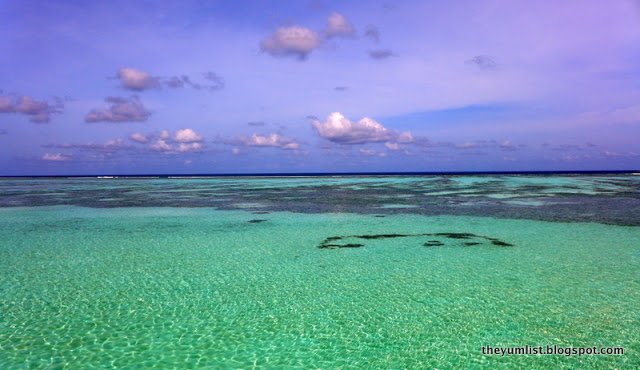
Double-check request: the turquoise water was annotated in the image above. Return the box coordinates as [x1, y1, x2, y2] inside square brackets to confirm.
[1, 176, 640, 368]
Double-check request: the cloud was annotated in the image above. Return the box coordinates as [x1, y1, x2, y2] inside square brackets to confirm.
[43, 138, 129, 153]
[247, 121, 266, 126]
[385, 142, 399, 150]
[368, 49, 395, 60]
[239, 133, 300, 150]
[85, 96, 150, 123]
[359, 148, 387, 157]
[129, 132, 149, 143]
[164, 76, 188, 89]
[0, 95, 63, 123]
[151, 139, 172, 152]
[165, 72, 224, 91]
[603, 150, 639, 158]
[117, 67, 160, 91]
[177, 142, 203, 152]
[260, 26, 321, 60]
[326, 12, 355, 38]
[334, 86, 349, 91]
[456, 142, 478, 149]
[311, 112, 396, 144]
[465, 55, 497, 70]
[42, 153, 71, 161]
[499, 140, 515, 150]
[364, 25, 380, 43]
[202, 71, 225, 90]
[397, 131, 414, 143]
[144, 129, 205, 153]
[174, 128, 203, 143]
[117, 68, 224, 92]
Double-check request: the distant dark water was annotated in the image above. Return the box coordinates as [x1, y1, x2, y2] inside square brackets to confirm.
[1, 174, 639, 225]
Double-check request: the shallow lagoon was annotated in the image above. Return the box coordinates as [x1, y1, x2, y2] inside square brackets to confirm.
[1, 175, 639, 368]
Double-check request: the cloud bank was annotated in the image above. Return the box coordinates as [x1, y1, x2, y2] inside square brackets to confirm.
[0, 95, 63, 123]
[85, 96, 151, 123]
[42, 153, 72, 161]
[117, 68, 224, 91]
[238, 133, 300, 150]
[130, 129, 205, 153]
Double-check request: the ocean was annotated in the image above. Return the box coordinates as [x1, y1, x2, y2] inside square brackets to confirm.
[1, 174, 639, 368]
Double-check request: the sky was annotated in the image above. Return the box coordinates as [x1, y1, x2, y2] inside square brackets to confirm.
[1, 0, 640, 175]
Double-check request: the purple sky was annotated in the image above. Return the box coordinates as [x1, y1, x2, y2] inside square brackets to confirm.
[1, 0, 639, 175]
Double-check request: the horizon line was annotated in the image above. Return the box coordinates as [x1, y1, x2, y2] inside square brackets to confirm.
[1, 169, 639, 179]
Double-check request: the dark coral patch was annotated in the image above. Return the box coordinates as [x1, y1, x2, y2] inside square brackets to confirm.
[434, 232, 475, 239]
[341, 243, 364, 248]
[424, 241, 444, 247]
[318, 231, 514, 249]
[319, 243, 364, 249]
[491, 240, 514, 247]
[374, 215, 386, 218]
[355, 233, 409, 239]
[248, 219, 267, 223]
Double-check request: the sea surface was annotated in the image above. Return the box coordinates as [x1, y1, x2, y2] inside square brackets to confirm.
[1, 174, 639, 368]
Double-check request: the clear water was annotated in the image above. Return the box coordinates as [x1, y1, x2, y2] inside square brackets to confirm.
[1, 175, 639, 368]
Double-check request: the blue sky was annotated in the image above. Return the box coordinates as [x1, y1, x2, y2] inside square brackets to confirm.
[1, 0, 639, 175]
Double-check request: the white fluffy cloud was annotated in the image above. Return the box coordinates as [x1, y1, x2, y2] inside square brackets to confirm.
[260, 26, 321, 60]
[117, 68, 159, 91]
[311, 112, 396, 144]
[326, 12, 355, 38]
[177, 142, 203, 152]
[239, 133, 300, 150]
[397, 131, 414, 143]
[174, 128, 203, 143]
[141, 129, 205, 153]
[85, 96, 150, 123]
[385, 142, 400, 150]
[129, 132, 149, 143]
[151, 139, 172, 152]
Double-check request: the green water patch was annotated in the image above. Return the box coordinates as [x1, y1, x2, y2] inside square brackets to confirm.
[0, 206, 639, 368]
